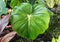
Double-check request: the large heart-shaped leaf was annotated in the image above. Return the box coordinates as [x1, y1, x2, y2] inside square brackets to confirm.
[0, 0, 8, 16]
[11, 3, 50, 40]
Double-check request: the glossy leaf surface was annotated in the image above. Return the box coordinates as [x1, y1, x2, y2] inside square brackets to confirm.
[11, 3, 50, 40]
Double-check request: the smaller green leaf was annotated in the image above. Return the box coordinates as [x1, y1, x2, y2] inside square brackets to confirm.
[57, 35, 60, 42]
[0, 0, 8, 16]
[45, 0, 55, 8]
[52, 37, 56, 42]
[55, 0, 60, 5]
[10, 0, 21, 8]
[10, 0, 29, 8]
[0, 0, 6, 8]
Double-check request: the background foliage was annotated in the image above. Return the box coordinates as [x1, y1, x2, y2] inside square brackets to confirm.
[0, 0, 60, 42]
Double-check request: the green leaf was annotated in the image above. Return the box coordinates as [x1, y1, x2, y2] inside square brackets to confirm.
[55, 0, 60, 5]
[10, 0, 21, 8]
[56, 35, 60, 42]
[0, 0, 8, 16]
[10, 0, 29, 8]
[45, 0, 55, 8]
[52, 37, 56, 42]
[11, 3, 50, 40]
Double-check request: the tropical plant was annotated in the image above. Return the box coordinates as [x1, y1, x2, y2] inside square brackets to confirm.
[10, 0, 52, 40]
[11, 3, 50, 40]
[0, 0, 52, 40]
[1, 0, 60, 42]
